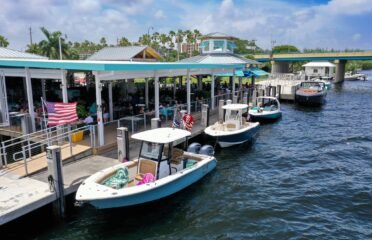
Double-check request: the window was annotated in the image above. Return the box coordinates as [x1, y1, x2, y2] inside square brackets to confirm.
[200, 41, 210, 52]
[227, 41, 237, 51]
[213, 40, 225, 51]
[313, 69, 318, 73]
[140, 142, 163, 160]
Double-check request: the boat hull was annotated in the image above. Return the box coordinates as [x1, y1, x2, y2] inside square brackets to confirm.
[249, 111, 282, 123]
[295, 92, 326, 106]
[85, 159, 217, 209]
[217, 124, 259, 148]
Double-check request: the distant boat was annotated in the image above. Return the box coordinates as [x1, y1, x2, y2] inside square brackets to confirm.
[76, 128, 217, 209]
[204, 103, 259, 148]
[249, 96, 282, 123]
[344, 72, 367, 81]
[311, 77, 332, 90]
[295, 81, 327, 106]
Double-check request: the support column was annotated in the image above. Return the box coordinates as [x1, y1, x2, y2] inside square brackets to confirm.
[145, 78, 149, 110]
[108, 81, 113, 121]
[25, 68, 35, 132]
[197, 75, 203, 90]
[154, 74, 160, 118]
[271, 61, 290, 74]
[94, 71, 104, 146]
[173, 77, 176, 100]
[41, 79, 46, 100]
[187, 70, 191, 114]
[334, 60, 346, 83]
[60, 70, 68, 103]
[238, 77, 242, 90]
[232, 69, 236, 102]
[211, 74, 215, 109]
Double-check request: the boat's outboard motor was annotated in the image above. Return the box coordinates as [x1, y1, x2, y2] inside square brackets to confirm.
[187, 142, 201, 154]
[199, 145, 215, 156]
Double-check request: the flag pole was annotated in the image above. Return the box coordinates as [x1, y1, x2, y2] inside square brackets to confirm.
[41, 97, 51, 146]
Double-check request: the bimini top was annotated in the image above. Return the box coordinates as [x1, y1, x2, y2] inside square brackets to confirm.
[131, 128, 191, 144]
[222, 104, 248, 110]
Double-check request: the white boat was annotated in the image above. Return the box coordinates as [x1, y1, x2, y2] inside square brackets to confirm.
[249, 96, 282, 122]
[204, 103, 259, 148]
[344, 72, 367, 81]
[76, 128, 217, 209]
[310, 77, 332, 90]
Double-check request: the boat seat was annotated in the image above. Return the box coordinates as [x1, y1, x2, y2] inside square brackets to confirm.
[225, 123, 236, 131]
[163, 147, 184, 164]
[136, 159, 158, 180]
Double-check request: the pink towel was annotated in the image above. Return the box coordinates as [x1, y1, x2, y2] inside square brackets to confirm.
[137, 173, 155, 185]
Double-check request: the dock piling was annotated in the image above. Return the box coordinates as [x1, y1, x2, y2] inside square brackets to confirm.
[151, 118, 161, 129]
[46, 145, 65, 219]
[218, 100, 224, 121]
[117, 127, 129, 162]
[201, 104, 210, 127]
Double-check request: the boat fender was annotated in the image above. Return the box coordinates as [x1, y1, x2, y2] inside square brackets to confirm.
[187, 142, 201, 153]
[199, 145, 215, 156]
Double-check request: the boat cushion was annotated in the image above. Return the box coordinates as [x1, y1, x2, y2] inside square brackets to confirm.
[136, 173, 155, 185]
[101, 167, 129, 189]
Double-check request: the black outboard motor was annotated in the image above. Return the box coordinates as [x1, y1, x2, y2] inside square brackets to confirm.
[199, 145, 215, 156]
[187, 142, 201, 154]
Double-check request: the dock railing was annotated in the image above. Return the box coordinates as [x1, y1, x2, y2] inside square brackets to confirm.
[0, 124, 94, 175]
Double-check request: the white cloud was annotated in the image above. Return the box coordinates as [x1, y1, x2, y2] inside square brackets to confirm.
[352, 33, 361, 41]
[154, 9, 166, 19]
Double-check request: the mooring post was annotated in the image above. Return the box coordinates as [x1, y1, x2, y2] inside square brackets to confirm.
[117, 127, 129, 162]
[151, 118, 161, 129]
[272, 86, 277, 98]
[218, 99, 224, 121]
[201, 104, 210, 127]
[243, 92, 248, 105]
[46, 145, 65, 219]
[277, 85, 282, 99]
[252, 89, 257, 106]
[265, 86, 271, 97]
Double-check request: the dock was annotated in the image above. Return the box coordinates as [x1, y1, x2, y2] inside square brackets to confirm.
[0, 110, 218, 226]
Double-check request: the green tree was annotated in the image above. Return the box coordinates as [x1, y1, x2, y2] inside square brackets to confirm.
[118, 37, 131, 46]
[25, 43, 41, 54]
[39, 27, 69, 59]
[0, 35, 9, 47]
[272, 44, 300, 54]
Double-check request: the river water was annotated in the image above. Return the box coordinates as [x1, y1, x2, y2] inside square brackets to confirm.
[3, 71, 372, 239]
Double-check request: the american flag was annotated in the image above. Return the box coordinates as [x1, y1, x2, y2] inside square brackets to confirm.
[44, 101, 78, 126]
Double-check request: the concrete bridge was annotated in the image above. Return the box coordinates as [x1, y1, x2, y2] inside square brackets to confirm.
[254, 51, 372, 83]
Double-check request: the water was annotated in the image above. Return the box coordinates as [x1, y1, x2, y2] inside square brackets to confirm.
[3, 71, 372, 239]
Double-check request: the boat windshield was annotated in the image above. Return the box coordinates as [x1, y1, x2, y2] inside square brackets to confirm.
[140, 141, 164, 161]
[302, 82, 323, 90]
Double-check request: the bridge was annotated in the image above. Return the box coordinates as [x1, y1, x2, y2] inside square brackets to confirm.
[254, 51, 372, 82]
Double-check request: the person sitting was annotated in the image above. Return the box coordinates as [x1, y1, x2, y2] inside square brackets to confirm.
[83, 115, 94, 125]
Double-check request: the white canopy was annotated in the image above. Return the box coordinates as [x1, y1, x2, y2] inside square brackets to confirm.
[131, 127, 191, 144]
[222, 104, 248, 110]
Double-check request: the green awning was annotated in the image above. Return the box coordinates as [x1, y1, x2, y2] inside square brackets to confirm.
[215, 69, 245, 77]
[243, 67, 268, 77]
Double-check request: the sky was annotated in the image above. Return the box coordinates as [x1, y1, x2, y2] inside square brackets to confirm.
[1, 0, 372, 51]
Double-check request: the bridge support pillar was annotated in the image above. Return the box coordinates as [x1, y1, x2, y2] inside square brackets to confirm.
[334, 60, 346, 83]
[271, 61, 290, 74]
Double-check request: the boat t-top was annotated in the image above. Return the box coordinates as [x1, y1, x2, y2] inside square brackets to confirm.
[249, 96, 282, 122]
[76, 127, 217, 209]
[204, 103, 259, 148]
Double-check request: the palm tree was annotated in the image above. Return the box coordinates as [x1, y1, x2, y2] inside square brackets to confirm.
[118, 37, 131, 46]
[175, 29, 184, 61]
[39, 27, 69, 59]
[0, 35, 9, 47]
[25, 43, 41, 54]
[184, 30, 194, 57]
